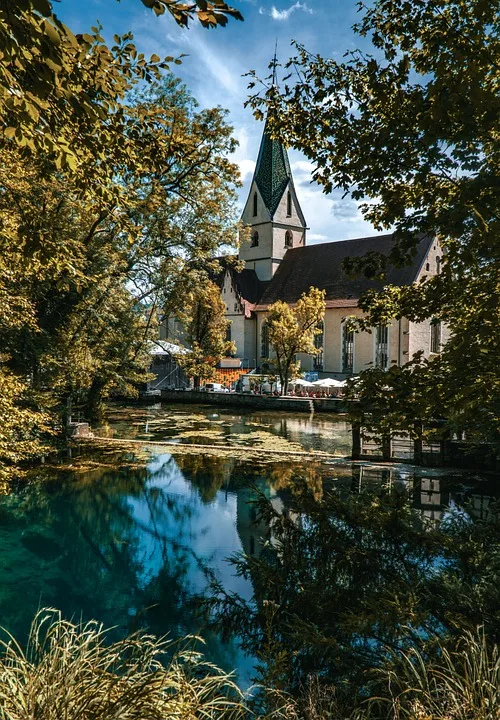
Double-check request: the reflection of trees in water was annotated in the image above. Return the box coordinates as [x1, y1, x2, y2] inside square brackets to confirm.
[175, 455, 234, 504]
[210, 472, 500, 704]
[0, 454, 221, 649]
[177, 455, 333, 506]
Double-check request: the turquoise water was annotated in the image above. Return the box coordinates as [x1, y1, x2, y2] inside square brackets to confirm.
[0, 404, 497, 685]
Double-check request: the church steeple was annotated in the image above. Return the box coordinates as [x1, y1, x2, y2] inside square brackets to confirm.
[239, 111, 307, 281]
[253, 120, 295, 220]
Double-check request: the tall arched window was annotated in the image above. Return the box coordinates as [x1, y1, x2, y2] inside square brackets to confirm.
[253, 191, 257, 216]
[313, 321, 324, 370]
[285, 230, 293, 247]
[251, 231, 259, 247]
[375, 325, 389, 369]
[430, 319, 442, 353]
[287, 191, 292, 216]
[342, 325, 354, 373]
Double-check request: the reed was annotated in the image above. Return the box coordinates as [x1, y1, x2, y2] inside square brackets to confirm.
[365, 629, 500, 720]
[0, 609, 247, 720]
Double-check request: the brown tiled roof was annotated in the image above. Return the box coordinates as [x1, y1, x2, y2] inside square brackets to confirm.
[209, 256, 268, 312]
[255, 234, 433, 309]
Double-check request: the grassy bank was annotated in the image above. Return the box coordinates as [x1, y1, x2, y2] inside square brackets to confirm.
[0, 610, 498, 720]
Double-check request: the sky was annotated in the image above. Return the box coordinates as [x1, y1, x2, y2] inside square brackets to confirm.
[55, 0, 380, 243]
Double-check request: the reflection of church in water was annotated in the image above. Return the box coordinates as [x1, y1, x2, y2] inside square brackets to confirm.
[236, 479, 285, 559]
[234, 467, 498, 556]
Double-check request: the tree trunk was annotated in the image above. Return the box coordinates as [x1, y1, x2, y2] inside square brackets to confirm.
[381, 432, 392, 462]
[85, 378, 106, 424]
[413, 421, 423, 465]
[193, 376, 201, 391]
[352, 421, 361, 461]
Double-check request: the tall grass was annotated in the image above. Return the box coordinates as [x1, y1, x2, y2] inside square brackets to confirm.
[1, 612, 499, 720]
[362, 629, 500, 720]
[259, 631, 500, 720]
[0, 609, 247, 720]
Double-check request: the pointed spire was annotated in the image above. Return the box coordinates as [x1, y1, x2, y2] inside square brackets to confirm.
[252, 42, 295, 219]
[254, 120, 293, 219]
[271, 38, 278, 88]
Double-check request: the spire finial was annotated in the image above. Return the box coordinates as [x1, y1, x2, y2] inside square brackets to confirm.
[271, 38, 278, 87]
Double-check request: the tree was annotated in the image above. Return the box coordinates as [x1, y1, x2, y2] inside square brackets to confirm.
[249, 0, 500, 443]
[139, 0, 243, 27]
[0, 0, 243, 474]
[0, 0, 242, 172]
[176, 280, 235, 390]
[264, 287, 325, 396]
[0, 72, 240, 468]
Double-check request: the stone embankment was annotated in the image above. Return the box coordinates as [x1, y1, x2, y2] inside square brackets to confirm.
[159, 389, 349, 413]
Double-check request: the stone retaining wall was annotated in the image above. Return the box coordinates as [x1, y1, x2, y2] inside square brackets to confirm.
[160, 390, 349, 413]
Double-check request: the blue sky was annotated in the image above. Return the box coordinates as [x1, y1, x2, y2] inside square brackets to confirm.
[55, 0, 379, 243]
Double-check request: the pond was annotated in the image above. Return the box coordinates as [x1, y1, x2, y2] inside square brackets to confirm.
[0, 404, 498, 688]
[100, 402, 353, 455]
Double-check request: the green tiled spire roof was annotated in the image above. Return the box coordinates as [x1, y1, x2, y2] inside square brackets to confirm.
[254, 119, 293, 218]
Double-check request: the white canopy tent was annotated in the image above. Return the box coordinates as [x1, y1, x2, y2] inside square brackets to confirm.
[312, 378, 347, 388]
[291, 378, 315, 388]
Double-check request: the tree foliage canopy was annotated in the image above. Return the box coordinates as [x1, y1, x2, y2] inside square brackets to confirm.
[176, 280, 235, 389]
[0, 0, 241, 180]
[0, 0, 242, 474]
[249, 0, 500, 442]
[265, 287, 325, 395]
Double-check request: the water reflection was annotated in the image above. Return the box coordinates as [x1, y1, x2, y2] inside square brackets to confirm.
[208, 464, 500, 701]
[0, 443, 497, 689]
[101, 404, 352, 455]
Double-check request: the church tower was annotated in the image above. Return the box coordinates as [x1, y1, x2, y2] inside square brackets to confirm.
[239, 119, 307, 281]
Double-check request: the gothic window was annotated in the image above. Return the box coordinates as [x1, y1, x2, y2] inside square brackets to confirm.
[342, 326, 354, 374]
[430, 320, 441, 353]
[436, 256, 441, 274]
[226, 323, 232, 343]
[287, 191, 292, 217]
[261, 323, 269, 359]
[285, 230, 293, 247]
[251, 231, 259, 247]
[313, 321, 324, 370]
[375, 325, 389, 369]
[253, 191, 257, 216]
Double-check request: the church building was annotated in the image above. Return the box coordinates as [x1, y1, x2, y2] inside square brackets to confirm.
[215, 118, 446, 379]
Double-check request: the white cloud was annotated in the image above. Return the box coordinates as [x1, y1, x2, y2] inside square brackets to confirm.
[308, 233, 329, 242]
[259, 2, 313, 21]
[236, 159, 256, 181]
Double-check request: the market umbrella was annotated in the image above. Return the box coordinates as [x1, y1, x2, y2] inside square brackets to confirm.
[291, 378, 315, 387]
[313, 378, 346, 388]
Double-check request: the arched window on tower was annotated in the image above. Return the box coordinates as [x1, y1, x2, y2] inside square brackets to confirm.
[285, 230, 293, 247]
[251, 231, 259, 247]
[287, 191, 292, 217]
[253, 191, 257, 216]
[430, 319, 442, 353]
